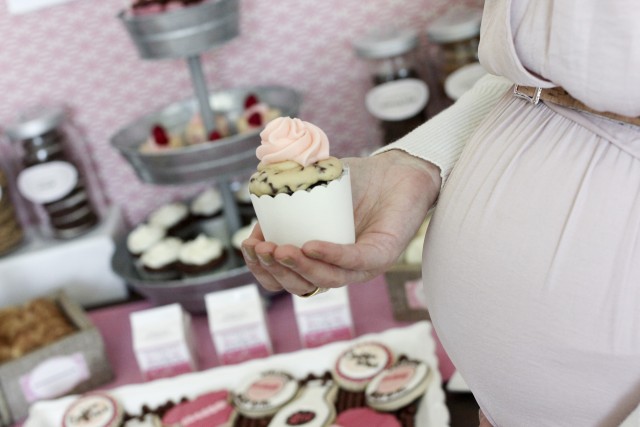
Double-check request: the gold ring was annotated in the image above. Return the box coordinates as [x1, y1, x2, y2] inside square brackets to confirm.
[300, 287, 328, 298]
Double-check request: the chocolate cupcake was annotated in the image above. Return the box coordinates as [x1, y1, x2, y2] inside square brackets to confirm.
[189, 187, 223, 220]
[126, 223, 166, 258]
[138, 237, 182, 281]
[177, 234, 227, 276]
[147, 202, 190, 235]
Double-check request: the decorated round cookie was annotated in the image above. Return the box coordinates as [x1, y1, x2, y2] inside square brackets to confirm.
[162, 390, 235, 427]
[233, 370, 299, 418]
[365, 358, 430, 412]
[331, 407, 401, 427]
[332, 342, 394, 391]
[62, 393, 123, 427]
[267, 379, 338, 427]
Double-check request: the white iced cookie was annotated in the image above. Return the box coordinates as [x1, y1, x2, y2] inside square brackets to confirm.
[190, 187, 223, 218]
[332, 342, 395, 392]
[62, 393, 123, 427]
[365, 358, 430, 412]
[140, 237, 182, 269]
[148, 202, 188, 230]
[127, 223, 166, 256]
[233, 370, 299, 418]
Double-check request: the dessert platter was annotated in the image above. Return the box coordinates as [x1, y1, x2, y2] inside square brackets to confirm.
[110, 0, 301, 310]
[111, 186, 260, 313]
[23, 322, 450, 427]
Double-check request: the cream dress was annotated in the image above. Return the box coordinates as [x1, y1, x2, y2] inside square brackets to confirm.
[384, 0, 640, 425]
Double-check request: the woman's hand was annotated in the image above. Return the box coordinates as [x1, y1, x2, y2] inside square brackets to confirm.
[241, 150, 441, 296]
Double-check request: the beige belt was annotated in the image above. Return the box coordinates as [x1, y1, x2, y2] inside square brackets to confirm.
[513, 85, 640, 127]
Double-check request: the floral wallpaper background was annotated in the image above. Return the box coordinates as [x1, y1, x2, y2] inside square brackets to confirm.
[0, 0, 481, 226]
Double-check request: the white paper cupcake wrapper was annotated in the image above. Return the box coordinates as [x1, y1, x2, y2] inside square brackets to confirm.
[250, 167, 355, 247]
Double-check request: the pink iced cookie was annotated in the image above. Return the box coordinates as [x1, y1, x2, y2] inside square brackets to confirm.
[162, 390, 235, 427]
[233, 370, 299, 418]
[331, 407, 400, 427]
[332, 342, 394, 391]
[365, 359, 430, 412]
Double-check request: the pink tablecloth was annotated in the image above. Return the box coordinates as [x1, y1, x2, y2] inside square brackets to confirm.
[90, 275, 454, 390]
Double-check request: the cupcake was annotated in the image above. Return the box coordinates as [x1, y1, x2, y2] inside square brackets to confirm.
[178, 234, 227, 275]
[138, 237, 182, 281]
[189, 187, 223, 220]
[126, 223, 166, 258]
[249, 117, 355, 247]
[147, 202, 190, 235]
[231, 218, 257, 256]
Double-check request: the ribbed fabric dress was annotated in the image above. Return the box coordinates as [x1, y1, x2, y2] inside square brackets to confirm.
[378, 1, 640, 426]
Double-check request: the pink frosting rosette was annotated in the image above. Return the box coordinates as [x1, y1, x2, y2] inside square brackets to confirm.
[256, 117, 330, 167]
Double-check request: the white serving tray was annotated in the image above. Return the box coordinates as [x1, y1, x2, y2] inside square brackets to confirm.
[24, 322, 449, 427]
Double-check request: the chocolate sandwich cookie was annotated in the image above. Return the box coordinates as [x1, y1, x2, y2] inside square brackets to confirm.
[248, 158, 343, 197]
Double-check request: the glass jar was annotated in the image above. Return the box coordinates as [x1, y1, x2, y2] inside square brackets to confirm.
[427, 7, 482, 83]
[0, 166, 24, 255]
[353, 28, 430, 145]
[5, 107, 101, 240]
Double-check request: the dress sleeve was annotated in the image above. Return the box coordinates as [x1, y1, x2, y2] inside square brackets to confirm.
[372, 74, 512, 187]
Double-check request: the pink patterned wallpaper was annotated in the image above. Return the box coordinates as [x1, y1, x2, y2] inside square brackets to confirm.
[0, 0, 480, 226]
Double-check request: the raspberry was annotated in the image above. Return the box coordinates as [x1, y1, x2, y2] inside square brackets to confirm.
[247, 112, 262, 127]
[208, 130, 222, 141]
[151, 124, 169, 146]
[244, 94, 259, 109]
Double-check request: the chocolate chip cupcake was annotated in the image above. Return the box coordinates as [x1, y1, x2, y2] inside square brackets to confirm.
[249, 117, 355, 247]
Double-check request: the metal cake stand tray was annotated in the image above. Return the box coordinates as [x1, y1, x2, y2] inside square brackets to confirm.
[110, 85, 302, 186]
[118, 0, 240, 60]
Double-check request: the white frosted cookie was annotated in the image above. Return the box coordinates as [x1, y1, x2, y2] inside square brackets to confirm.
[62, 393, 123, 427]
[233, 370, 299, 418]
[365, 358, 430, 412]
[332, 341, 395, 391]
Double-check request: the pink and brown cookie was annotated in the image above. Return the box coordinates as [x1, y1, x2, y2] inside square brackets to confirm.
[267, 375, 338, 427]
[233, 370, 300, 419]
[62, 392, 124, 427]
[162, 390, 236, 427]
[331, 407, 401, 427]
[365, 358, 430, 413]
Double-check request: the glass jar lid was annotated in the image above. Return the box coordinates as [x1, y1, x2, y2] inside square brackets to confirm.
[427, 8, 482, 44]
[4, 107, 65, 141]
[353, 28, 418, 59]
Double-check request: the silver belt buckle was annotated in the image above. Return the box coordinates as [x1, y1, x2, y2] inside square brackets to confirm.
[513, 85, 542, 105]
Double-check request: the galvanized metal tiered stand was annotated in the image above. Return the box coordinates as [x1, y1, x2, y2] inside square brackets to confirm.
[111, 0, 301, 312]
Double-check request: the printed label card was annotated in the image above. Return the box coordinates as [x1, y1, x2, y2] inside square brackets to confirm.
[130, 304, 197, 381]
[205, 284, 272, 365]
[292, 286, 354, 348]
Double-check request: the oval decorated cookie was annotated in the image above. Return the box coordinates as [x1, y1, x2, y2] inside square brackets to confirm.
[365, 358, 430, 412]
[162, 390, 235, 427]
[332, 342, 395, 391]
[233, 370, 300, 418]
[62, 393, 123, 427]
